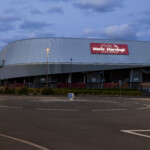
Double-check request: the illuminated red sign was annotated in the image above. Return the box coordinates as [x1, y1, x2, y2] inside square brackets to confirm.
[90, 43, 129, 55]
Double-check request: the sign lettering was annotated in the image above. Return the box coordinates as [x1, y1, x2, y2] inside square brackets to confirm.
[90, 43, 129, 55]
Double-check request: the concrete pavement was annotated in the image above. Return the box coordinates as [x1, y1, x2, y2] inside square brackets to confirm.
[0, 95, 150, 150]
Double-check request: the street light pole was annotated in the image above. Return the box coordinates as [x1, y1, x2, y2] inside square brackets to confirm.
[46, 48, 50, 87]
[70, 58, 72, 88]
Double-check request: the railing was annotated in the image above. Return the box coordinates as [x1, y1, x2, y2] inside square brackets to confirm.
[57, 83, 86, 88]
[10, 83, 25, 88]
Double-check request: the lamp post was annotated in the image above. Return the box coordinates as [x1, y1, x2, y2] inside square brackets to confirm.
[46, 48, 50, 87]
[70, 58, 72, 88]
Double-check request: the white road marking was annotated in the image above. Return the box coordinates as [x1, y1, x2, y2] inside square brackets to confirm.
[129, 102, 139, 105]
[92, 108, 127, 112]
[0, 134, 50, 150]
[40, 99, 67, 102]
[0, 105, 22, 109]
[134, 102, 140, 104]
[136, 104, 150, 110]
[39, 99, 120, 103]
[121, 130, 150, 139]
[36, 108, 79, 111]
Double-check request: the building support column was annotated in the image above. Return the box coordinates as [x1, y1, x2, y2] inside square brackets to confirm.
[24, 78, 26, 85]
[68, 74, 71, 83]
[83, 74, 86, 83]
[130, 68, 133, 88]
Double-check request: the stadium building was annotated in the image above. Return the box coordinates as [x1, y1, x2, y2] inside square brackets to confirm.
[0, 37, 150, 88]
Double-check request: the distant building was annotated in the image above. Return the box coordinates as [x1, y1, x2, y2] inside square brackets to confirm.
[0, 37, 150, 88]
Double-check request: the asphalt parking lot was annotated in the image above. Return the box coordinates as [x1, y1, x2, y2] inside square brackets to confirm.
[0, 95, 150, 150]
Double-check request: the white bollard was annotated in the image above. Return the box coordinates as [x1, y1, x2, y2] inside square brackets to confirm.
[68, 93, 74, 101]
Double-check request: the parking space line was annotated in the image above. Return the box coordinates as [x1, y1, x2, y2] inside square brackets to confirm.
[0, 134, 50, 150]
[36, 108, 79, 111]
[0, 105, 22, 110]
[92, 108, 127, 112]
[136, 104, 150, 110]
[121, 130, 150, 139]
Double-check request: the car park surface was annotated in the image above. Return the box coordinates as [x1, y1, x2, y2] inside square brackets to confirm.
[0, 95, 150, 150]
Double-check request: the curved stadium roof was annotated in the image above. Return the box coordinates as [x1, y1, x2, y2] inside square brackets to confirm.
[0, 37, 150, 79]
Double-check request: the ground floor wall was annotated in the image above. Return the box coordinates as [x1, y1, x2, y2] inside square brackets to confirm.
[1, 67, 150, 89]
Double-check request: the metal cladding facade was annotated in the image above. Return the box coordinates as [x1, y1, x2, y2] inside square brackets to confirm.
[0, 37, 150, 80]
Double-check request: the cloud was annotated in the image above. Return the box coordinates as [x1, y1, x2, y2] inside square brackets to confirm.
[19, 21, 52, 30]
[82, 23, 138, 40]
[39, 0, 72, 2]
[30, 31, 55, 38]
[13, 0, 34, 4]
[47, 7, 64, 14]
[30, 9, 41, 15]
[141, 9, 150, 15]
[3, 8, 18, 14]
[100, 24, 138, 40]
[74, 0, 123, 12]
[0, 16, 20, 23]
[0, 31, 55, 50]
[138, 18, 150, 27]
[0, 15, 20, 32]
[2, 31, 55, 43]
[82, 29, 96, 37]
[0, 23, 15, 32]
